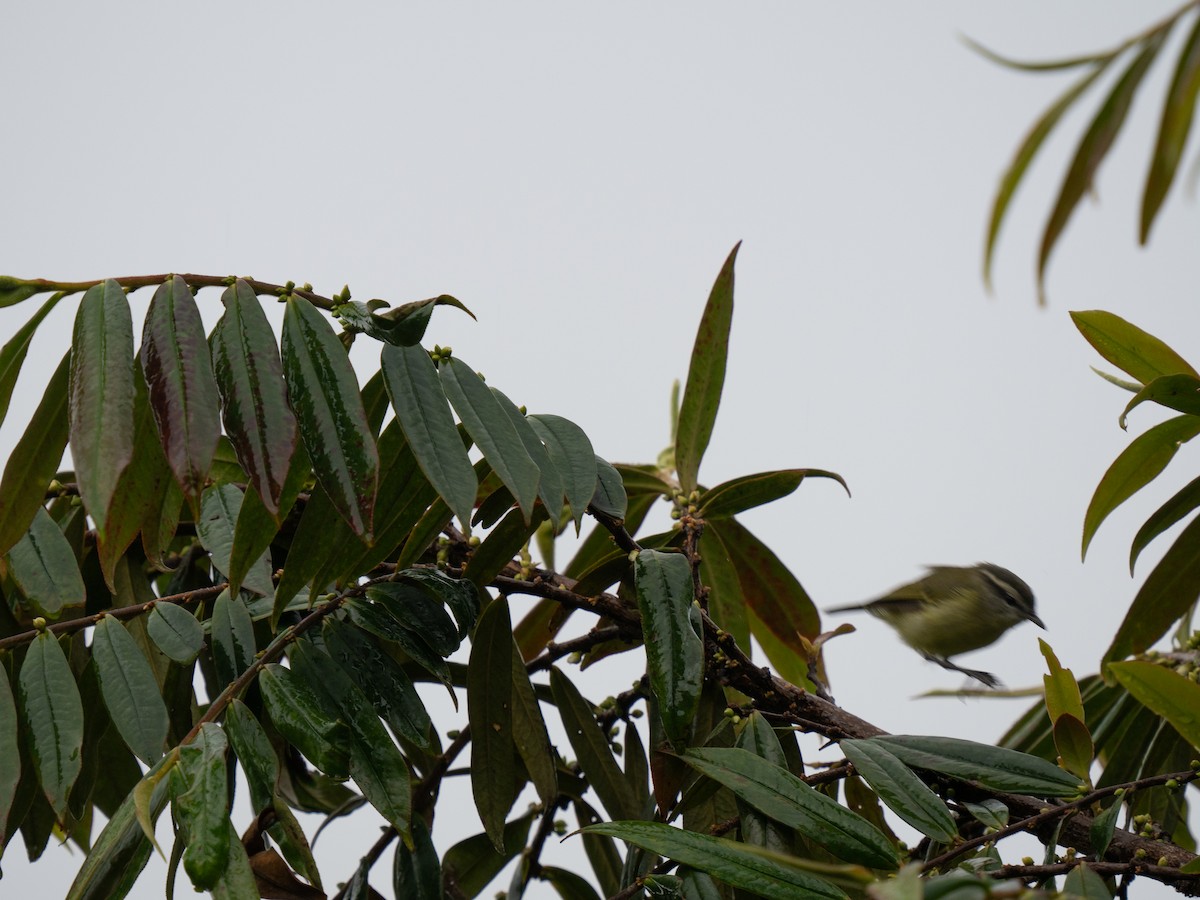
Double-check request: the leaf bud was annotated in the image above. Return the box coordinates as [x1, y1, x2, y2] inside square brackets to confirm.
[1159, 856, 1169, 866]
[32, 617, 47, 631]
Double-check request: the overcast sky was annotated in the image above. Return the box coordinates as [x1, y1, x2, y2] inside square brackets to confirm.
[3, 3, 1199, 897]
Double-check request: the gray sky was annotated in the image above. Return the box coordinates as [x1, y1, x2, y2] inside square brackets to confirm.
[3, 2, 1198, 896]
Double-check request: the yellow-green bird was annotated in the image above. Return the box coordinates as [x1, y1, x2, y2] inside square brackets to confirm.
[826, 563, 1045, 687]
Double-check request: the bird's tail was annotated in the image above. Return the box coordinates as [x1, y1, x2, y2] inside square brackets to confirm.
[824, 604, 867, 614]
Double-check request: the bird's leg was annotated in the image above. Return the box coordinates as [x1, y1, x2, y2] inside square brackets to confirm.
[922, 653, 1002, 689]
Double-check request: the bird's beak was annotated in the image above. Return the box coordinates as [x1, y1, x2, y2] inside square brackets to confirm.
[1026, 610, 1046, 629]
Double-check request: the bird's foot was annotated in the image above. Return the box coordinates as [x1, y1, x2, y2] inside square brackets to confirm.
[924, 654, 1003, 689]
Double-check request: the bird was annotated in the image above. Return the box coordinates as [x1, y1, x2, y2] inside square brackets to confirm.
[825, 563, 1045, 687]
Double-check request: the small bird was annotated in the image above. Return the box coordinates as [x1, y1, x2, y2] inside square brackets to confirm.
[825, 563, 1045, 687]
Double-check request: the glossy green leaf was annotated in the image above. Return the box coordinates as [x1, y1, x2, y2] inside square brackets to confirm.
[210, 589, 257, 690]
[1052, 714, 1094, 781]
[208, 826, 257, 900]
[1142, 13, 1200, 242]
[528, 414, 596, 530]
[289, 640, 412, 839]
[1071, 310, 1198, 384]
[393, 817, 442, 900]
[697, 523, 751, 654]
[542, 866, 602, 900]
[1039, 639, 1085, 723]
[1121, 373, 1200, 427]
[840, 739, 957, 843]
[211, 280, 297, 516]
[19, 630, 84, 818]
[675, 243, 739, 492]
[1130, 475, 1200, 572]
[397, 567, 481, 639]
[322, 617, 433, 750]
[343, 596, 457, 701]
[174, 723, 231, 890]
[0, 349, 70, 558]
[223, 698, 277, 814]
[983, 62, 1111, 289]
[197, 484, 273, 597]
[1082, 415, 1200, 559]
[510, 632, 557, 808]
[228, 444, 308, 596]
[439, 356, 539, 521]
[441, 809, 536, 899]
[0, 663, 19, 847]
[147, 601, 204, 665]
[141, 276, 220, 498]
[69, 279, 135, 543]
[259, 663, 350, 780]
[1062, 863, 1113, 899]
[1105, 512, 1200, 665]
[1090, 796, 1123, 860]
[92, 616, 169, 765]
[1109, 660, 1200, 751]
[870, 735, 1083, 797]
[1038, 34, 1166, 298]
[590, 456, 628, 520]
[282, 296, 378, 538]
[962, 798, 1009, 830]
[634, 549, 703, 747]
[273, 480, 343, 617]
[468, 598, 516, 852]
[682, 747, 898, 869]
[493, 388, 565, 519]
[550, 667, 640, 822]
[368, 581, 461, 657]
[699, 468, 848, 519]
[0, 291, 66, 431]
[382, 343, 477, 528]
[578, 822, 849, 899]
[0, 277, 47, 309]
[4, 506, 85, 619]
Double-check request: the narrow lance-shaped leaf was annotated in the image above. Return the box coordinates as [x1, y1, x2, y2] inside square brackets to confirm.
[196, 484, 273, 597]
[439, 356, 540, 522]
[92, 616, 170, 766]
[839, 739, 957, 844]
[1038, 34, 1168, 299]
[870, 735, 1084, 797]
[1082, 415, 1200, 559]
[173, 723, 232, 890]
[19, 629, 85, 819]
[1109, 660, 1200, 756]
[258, 663, 350, 780]
[0, 290, 66, 431]
[0, 349, 70, 558]
[382, 343, 477, 529]
[698, 468, 849, 520]
[5, 506, 85, 619]
[528, 413, 596, 530]
[634, 549, 703, 748]
[1120, 374, 1200, 427]
[211, 280, 297, 517]
[468, 598, 516, 852]
[1070, 310, 1198, 384]
[1142, 11, 1200, 242]
[210, 589, 257, 691]
[69, 279, 135, 542]
[141, 276, 221, 499]
[510, 632, 557, 808]
[675, 243, 739, 492]
[1130, 475, 1200, 573]
[493, 387, 565, 520]
[0, 663, 19, 847]
[282, 295, 378, 538]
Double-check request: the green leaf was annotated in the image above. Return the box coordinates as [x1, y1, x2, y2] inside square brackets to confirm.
[510, 632, 557, 808]
[675, 243, 738, 492]
[1082, 415, 1200, 559]
[1120, 373, 1200, 428]
[441, 809, 536, 899]
[1039, 639, 1085, 723]
[578, 821, 850, 899]
[210, 589, 257, 690]
[468, 598, 517, 852]
[140, 276, 221, 498]
[1053, 714, 1094, 782]
[223, 698, 277, 815]
[528, 414, 596, 530]
[4, 506, 86, 619]
[69, 279, 135, 543]
[983, 61, 1112, 290]
[289, 640, 412, 839]
[272, 479, 343, 615]
[0, 349, 70, 558]
[343, 596, 457, 702]
[681, 747, 899, 869]
[1142, 12, 1200, 242]
[541, 866, 602, 900]
[1062, 863, 1113, 899]
[464, 503, 549, 587]
[397, 567, 481, 639]
[0, 662, 20, 847]
[335, 293, 473, 347]
[382, 344, 477, 528]
[393, 817, 442, 900]
[962, 799, 1009, 830]
[92, 616, 169, 765]
[197, 483, 274, 596]
[259, 663, 350, 780]
[1130, 474, 1200, 573]
[439, 356, 540, 521]
[174, 723, 231, 890]
[0, 276, 44, 309]
[493, 388, 565, 520]
[590, 456, 628, 519]
[282, 296, 378, 538]
[208, 825, 258, 900]
[19, 630, 84, 819]
[699, 468, 848, 520]
[840, 739, 957, 843]
[550, 667, 640, 822]
[147, 601, 204, 665]
[1105, 512, 1200, 665]
[634, 549, 703, 747]
[0, 291, 66, 432]
[1090, 796, 1123, 860]
[368, 581, 461, 657]
[228, 444, 309, 593]
[871, 735, 1083, 797]
[1038, 34, 1167, 298]
[1071, 310, 1198, 384]
[211, 280, 298, 517]
[1109, 660, 1200, 751]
